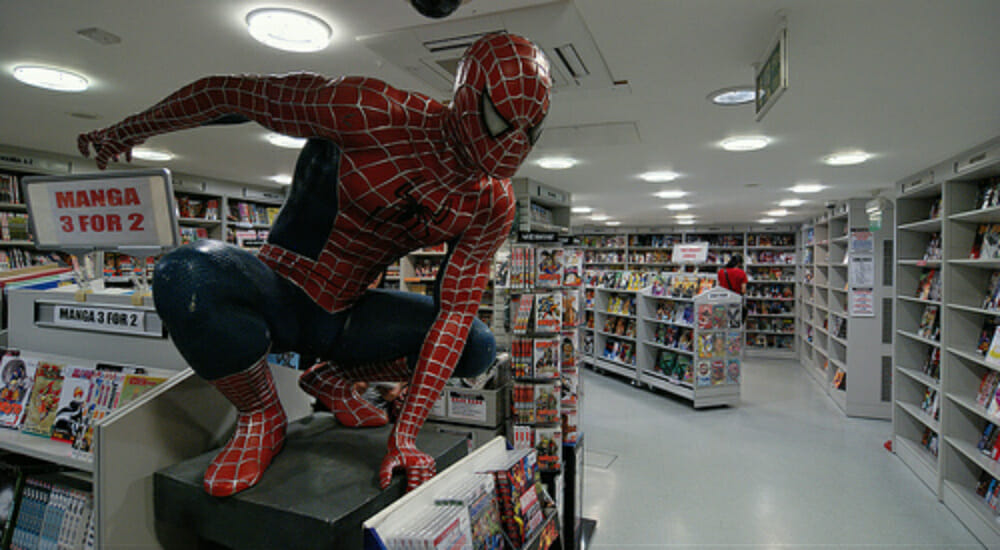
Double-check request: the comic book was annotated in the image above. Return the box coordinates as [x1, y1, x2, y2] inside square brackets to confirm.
[697, 304, 713, 329]
[116, 374, 168, 408]
[726, 359, 741, 385]
[677, 355, 693, 385]
[695, 361, 712, 387]
[561, 290, 580, 329]
[533, 293, 561, 333]
[50, 367, 96, 444]
[512, 294, 535, 334]
[534, 383, 559, 423]
[534, 426, 562, 472]
[532, 338, 560, 379]
[535, 248, 563, 288]
[0, 353, 37, 430]
[712, 305, 727, 329]
[697, 333, 715, 358]
[560, 331, 577, 369]
[727, 331, 743, 355]
[489, 450, 543, 548]
[562, 407, 579, 445]
[562, 249, 583, 287]
[560, 367, 579, 407]
[711, 360, 726, 385]
[72, 370, 126, 454]
[21, 363, 64, 437]
[727, 303, 742, 328]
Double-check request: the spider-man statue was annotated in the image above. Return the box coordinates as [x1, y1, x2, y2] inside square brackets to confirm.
[77, 32, 551, 496]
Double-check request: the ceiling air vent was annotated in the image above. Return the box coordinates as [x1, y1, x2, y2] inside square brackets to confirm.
[359, 1, 616, 96]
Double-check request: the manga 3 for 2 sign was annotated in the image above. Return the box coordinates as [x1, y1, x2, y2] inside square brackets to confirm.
[23, 170, 179, 252]
[52, 304, 147, 335]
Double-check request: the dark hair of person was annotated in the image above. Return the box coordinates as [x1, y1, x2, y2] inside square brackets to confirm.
[725, 255, 743, 269]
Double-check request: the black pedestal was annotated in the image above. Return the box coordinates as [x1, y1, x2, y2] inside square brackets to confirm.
[154, 415, 467, 550]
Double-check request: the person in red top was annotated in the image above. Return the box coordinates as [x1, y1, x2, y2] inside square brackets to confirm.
[718, 255, 748, 295]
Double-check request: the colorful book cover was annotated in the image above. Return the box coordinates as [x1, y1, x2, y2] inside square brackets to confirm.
[50, 367, 95, 444]
[562, 249, 583, 287]
[535, 248, 563, 288]
[116, 375, 167, 408]
[726, 359, 741, 385]
[534, 426, 562, 471]
[677, 356, 693, 384]
[562, 407, 579, 445]
[713, 332, 726, 355]
[534, 383, 559, 423]
[72, 370, 125, 454]
[727, 303, 742, 328]
[489, 450, 541, 548]
[711, 360, 726, 385]
[21, 363, 64, 437]
[561, 290, 580, 329]
[696, 361, 712, 387]
[534, 293, 561, 333]
[697, 304, 713, 329]
[513, 294, 535, 334]
[0, 354, 37, 430]
[560, 332, 577, 369]
[697, 333, 714, 358]
[532, 338, 560, 379]
[712, 305, 727, 329]
[727, 331, 743, 355]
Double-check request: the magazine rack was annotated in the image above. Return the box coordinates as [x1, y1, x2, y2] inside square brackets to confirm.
[636, 285, 743, 408]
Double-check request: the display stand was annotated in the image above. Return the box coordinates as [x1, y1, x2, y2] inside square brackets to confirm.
[156, 420, 468, 550]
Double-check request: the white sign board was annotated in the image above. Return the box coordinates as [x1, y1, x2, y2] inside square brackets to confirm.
[672, 242, 709, 264]
[447, 391, 488, 423]
[22, 169, 179, 253]
[52, 304, 148, 334]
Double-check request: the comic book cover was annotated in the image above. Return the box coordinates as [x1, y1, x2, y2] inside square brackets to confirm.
[712, 305, 727, 329]
[50, 367, 95, 444]
[534, 383, 560, 423]
[117, 374, 168, 408]
[532, 338, 560, 379]
[560, 367, 579, 407]
[21, 363, 64, 437]
[697, 304, 713, 329]
[677, 355, 693, 384]
[696, 361, 712, 387]
[711, 360, 726, 385]
[698, 333, 715, 358]
[535, 248, 563, 288]
[72, 369, 126, 454]
[513, 294, 535, 334]
[534, 426, 562, 471]
[534, 293, 562, 333]
[562, 407, 579, 444]
[726, 359, 741, 384]
[562, 249, 583, 287]
[562, 290, 580, 329]
[727, 331, 743, 355]
[560, 331, 577, 369]
[727, 303, 742, 328]
[0, 354, 37, 430]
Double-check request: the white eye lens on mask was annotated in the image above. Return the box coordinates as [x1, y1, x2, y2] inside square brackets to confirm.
[480, 90, 511, 138]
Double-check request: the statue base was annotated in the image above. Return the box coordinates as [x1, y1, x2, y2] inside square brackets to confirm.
[154, 414, 468, 550]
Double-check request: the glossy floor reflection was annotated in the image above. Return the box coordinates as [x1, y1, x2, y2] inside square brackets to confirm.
[580, 358, 983, 549]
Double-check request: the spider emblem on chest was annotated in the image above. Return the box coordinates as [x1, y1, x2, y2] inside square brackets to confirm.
[369, 181, 452, 239]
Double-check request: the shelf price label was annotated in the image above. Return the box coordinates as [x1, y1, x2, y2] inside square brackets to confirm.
[52, 304, 147, 335]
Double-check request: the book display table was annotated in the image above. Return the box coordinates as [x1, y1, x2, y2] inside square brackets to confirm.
[154, 418, 467, 550]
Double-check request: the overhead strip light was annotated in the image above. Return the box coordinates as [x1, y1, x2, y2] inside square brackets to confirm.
[13, 65, 89, 92]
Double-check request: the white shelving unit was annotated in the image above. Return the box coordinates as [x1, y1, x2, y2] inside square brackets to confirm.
[891, 135, 1000, 549]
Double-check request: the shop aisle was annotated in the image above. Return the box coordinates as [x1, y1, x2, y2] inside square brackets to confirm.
[580, 358, 983, 549]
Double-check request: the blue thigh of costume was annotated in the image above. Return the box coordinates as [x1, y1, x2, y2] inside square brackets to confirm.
[153, 244, 495, 380]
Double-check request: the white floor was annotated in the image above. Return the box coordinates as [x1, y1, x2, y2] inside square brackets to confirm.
[579, 357, 984, 549]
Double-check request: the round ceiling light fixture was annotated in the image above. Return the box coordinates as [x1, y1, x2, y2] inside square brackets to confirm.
[536, 156, 579, 169]
[824, 150, 872, 166]
[707, 86, 755, 106]
[131, 149, 173, 161]
[246, 8, 333, 52]
[639, 170, 680, 182]
[720, 135, 770, 152]
[12, 65, 89, 92]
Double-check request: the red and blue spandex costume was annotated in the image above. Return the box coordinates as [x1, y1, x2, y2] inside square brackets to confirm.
[77, 33, 551, 496]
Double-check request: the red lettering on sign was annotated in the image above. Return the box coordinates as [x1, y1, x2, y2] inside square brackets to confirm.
[60, 216, 73, 232]
[54, 191, 74, 208]
[107, 214, 122, 231]
[128, 213, 144, 231]
[124, 187, 140, 205]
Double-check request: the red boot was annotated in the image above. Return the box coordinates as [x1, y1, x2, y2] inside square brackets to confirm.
[203, 357, 287, 497]
[298, 359, 410, 428]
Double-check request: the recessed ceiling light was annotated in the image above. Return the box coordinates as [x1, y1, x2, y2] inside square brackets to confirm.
[266, 133, 307, 149]
[720, 135, 770, 151]
[639, 170, 680, 182]
[269, 174, 293, 185]
[707, 86, 755, 106]
[590, 214, 610, 222]
[765, 209, 789, 217]
[246, 8, 332, 52]
[571, 206, 593, 214]
[779, 199, 805, 207]
[675, 213, 695, 220]
[790, 183, 826, 194]
[653, 190, 687, 199]
[536, 156, 579, 169]
[12, 65, 89, 92]
[824, 150, 872, 165]
[678, 219, 696, 225]
[758, 218, 777, 224]
[605, 221, 621, 226]
[665, 203, 690, 211]
[131, 149, 173, 161]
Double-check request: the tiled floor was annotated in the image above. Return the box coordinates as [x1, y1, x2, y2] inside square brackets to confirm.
[580, 357, 984, 549]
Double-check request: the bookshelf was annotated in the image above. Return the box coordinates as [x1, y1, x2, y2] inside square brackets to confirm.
[891, 135, 1000, 549]
[575, 226, 799, 356]
[798, 198, 893, 419]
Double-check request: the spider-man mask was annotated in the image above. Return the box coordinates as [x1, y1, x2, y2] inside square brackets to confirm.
[451, 33, 552, 179]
